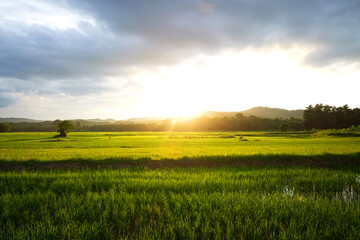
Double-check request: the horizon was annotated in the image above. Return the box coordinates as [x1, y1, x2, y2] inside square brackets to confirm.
[1, 1, 360, 120]
[0, 105, 307, 121]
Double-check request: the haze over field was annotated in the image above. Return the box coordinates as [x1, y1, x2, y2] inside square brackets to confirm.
[1, 0, 360, 120]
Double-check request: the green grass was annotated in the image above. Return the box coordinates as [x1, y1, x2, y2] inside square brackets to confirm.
[1, 167, 360, 239]
[1, 132, 360, 161]
[1, 132, 360, 239]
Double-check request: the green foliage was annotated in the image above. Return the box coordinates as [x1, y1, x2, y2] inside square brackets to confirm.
[57, 120, 75, 137]
[279, 122, 290, 132]
[303, 104, 360, 130]
[0, 123, 12, 132]
[1, 168, 360, 239]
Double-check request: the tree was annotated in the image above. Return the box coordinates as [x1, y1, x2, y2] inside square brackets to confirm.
[0, 123, 13, 132]
[303, 104, 360, 130]
[279, 122, 290, 132]
[57, 120, 75, 137]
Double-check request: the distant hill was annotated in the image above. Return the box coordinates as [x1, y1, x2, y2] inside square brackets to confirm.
[199, 107, 303, 119]
[0, 118, 119, 124]
[241, 107, 303, 119]
[1, 107, 304, 124]
[79, 118, 117, 123]
[0, 118, 43, 123]
[123, 116, 167, 124]
[197, 111, 238, 118]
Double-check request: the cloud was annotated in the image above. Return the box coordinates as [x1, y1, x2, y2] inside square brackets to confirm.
[67, 0, 360, 66]
[198, 1, 215, 13]
[2, 0, 359, 83]
[0, 0, 359, 117]
[0, 93, 19, 108]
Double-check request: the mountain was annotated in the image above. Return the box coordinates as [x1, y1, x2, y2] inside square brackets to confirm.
[197, 111, 238, 118]
[0, 118, 43, 123]
[199, 107, 303, 119]
[124, 116, 167, 123]
[1, 107, 304, 124]
[241, 107, 303, 119]
[81, 118, 117, 123]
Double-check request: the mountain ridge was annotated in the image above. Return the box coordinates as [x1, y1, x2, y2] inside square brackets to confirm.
[0, 107, 304, 123]
[198, 107, 303, 119]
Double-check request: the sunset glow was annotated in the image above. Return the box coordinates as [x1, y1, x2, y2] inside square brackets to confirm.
[1, 0, 360, 120]
[125, 46, 359, 119]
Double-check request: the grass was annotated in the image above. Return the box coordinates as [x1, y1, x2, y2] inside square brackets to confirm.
[1, 167, 360, 239]
[1, 132, 360, 161]
[1, 131, 360, 239]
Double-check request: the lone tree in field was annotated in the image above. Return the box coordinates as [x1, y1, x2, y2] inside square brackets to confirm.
[57, 120, 75, 137]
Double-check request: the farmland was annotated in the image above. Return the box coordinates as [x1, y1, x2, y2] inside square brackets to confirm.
[1, 131, 360, 162]
[1, 131, 360, 239]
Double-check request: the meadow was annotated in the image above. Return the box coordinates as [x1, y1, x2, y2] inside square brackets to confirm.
[1, 131, 360, 162]
[1, 131, 360, 239]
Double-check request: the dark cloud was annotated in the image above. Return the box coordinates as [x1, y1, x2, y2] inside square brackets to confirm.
[0, 22, 128, 80]
[67, 0, 360, 66]
[0, 0, 359, 101]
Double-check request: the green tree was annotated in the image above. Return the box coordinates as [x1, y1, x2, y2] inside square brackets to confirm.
[57, 120, 75, 137]
[0, 123, 13, 132]
[279, 122, 290, 132]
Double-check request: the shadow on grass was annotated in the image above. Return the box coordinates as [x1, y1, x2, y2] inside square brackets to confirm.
[0, 153, 360, 171]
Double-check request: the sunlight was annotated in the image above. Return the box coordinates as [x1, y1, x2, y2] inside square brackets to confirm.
[120, 45, 360, 120]
[133, 46, 317, 117]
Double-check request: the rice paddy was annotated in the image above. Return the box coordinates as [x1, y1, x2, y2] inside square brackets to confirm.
[1, 132, 360, 239]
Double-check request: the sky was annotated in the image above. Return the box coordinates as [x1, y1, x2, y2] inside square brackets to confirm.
[1, 0, 360, 120]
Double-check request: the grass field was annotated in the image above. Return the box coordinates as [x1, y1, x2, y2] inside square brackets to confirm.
[1, 131, 360, 239]
[1, 132, 360, 161]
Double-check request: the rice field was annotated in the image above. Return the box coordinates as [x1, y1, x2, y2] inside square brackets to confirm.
[1, 132, 360, 239]
[1, 132, 360, 161]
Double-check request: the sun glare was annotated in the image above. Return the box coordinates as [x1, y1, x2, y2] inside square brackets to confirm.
[132, 46, 317, 118]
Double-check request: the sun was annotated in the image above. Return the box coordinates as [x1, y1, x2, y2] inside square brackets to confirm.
[134, 46, 316, 118]
[141, 79, 205, 118]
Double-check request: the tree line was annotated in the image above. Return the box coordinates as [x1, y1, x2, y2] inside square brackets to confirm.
[1, 114, 303, 132]
[303, 104, 360, 130]
[2, 103, 359, 133]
